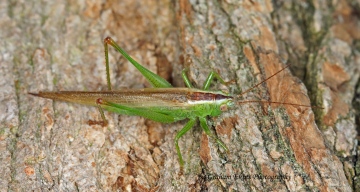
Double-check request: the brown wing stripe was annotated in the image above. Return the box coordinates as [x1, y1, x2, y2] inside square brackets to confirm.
[189, 92, 232, 101]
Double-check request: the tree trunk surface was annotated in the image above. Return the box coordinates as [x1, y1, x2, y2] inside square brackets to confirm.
[1, 0, 359, 191]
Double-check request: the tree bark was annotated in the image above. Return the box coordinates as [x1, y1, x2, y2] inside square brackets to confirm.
[1, 0, 358, 191]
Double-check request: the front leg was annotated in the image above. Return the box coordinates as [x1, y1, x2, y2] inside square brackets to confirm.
[181, 68, 234, 90]
[199, 116, 229, 152]
[202, 71, 234, 90]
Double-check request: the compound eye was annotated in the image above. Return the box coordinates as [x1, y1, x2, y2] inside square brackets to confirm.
[220, 104, 228, 112]
[96, 98, 103, 104]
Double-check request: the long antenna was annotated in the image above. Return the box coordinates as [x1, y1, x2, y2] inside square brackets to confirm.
[235, 64, 323, 109]
[237, 64, 290, 97]
[236, 100, 317, 108]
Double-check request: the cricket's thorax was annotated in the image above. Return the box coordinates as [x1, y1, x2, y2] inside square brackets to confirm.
[188, 91, 232, 105]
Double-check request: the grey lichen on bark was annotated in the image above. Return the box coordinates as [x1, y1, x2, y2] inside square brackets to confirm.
[1, 0, 358, 191]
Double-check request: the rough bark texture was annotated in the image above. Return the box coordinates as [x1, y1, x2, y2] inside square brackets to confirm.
[1, 0, 359, 191]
